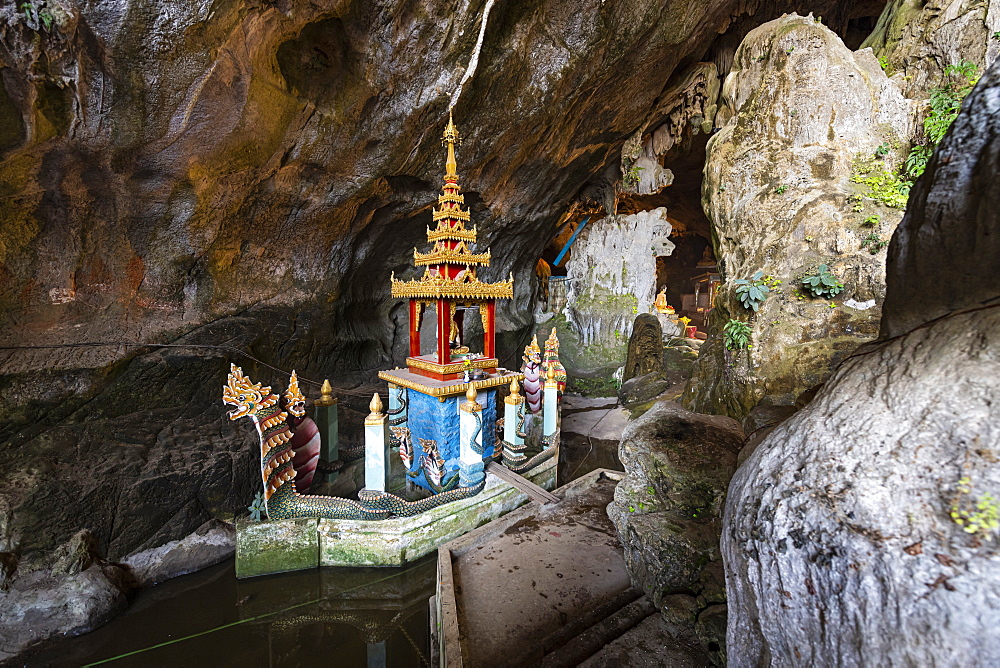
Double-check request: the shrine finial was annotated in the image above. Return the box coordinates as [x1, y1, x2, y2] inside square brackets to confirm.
[443, 109, 460, 181]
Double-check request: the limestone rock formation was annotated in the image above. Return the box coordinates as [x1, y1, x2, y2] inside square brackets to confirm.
[684, 13, 914, 419]
[723, 56, 1000, 666]
[563, 208, 674, 375]
[879, 10, 1000, 337]
[863, 0, 1000, 99]
[608, 400, 743, 658]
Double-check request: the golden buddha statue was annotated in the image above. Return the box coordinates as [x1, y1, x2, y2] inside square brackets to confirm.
[654, 288, 674, 314]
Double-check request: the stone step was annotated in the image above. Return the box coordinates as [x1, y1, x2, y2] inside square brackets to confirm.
[539, 592, 656, 667]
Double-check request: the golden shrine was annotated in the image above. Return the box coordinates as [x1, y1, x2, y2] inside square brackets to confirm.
[389, 112, 514, 382]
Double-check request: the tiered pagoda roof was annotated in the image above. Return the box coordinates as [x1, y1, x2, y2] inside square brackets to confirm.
[390, 112, 513, 302]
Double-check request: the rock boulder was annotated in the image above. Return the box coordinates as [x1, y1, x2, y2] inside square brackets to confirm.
[623, 314, 665, 382]
[608, 400, 743, 657]
[723, 54, 1000, 667]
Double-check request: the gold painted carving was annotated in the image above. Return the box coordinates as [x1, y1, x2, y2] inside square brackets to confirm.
[365, 392, 386, 425]
[433, 206, 471, 223]
[391, 270, 514, 300]
[405, 356, 498, 374]
[378, 370, 524, 398]
[439, 192, 465, 205]
[428, 221, 477, 244]
[413, 245, 491, 267]
[461, 385, 482, 412]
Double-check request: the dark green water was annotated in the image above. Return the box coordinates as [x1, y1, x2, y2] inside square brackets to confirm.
[21, 556, 434, 667]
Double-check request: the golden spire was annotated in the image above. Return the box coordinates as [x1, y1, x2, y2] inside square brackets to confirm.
[442, 109, 460, 181]
[463, 384, 482, 412]
[369, 392, 383, 416]
[510, 378, 520, 395]
[315, 378, 337, 407]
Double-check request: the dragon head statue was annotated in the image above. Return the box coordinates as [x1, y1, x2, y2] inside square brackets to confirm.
[522, 334, 542, 367]
[222, 363, 272, 420]
[284, 370, 306, 418]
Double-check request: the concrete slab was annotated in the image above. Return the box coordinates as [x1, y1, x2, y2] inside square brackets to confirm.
[562, 405, 627, 437]
[561, 395, 619, 413]
[436, 469, 629, 667]
[235, 517, 318, 579]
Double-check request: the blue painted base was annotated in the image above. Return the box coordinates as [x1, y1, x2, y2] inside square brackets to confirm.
[407, 389, 497, 492]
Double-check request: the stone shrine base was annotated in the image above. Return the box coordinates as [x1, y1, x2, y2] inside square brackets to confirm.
[235, 454, 556, 578]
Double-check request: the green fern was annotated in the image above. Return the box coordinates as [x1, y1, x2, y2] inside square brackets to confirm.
[724, 319, 752, 350]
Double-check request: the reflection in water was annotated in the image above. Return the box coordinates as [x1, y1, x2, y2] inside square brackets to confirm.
[23, 556, 435, 667]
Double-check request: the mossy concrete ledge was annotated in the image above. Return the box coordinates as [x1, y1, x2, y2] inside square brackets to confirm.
[319, 456, 556, 567]
[235, 517, 319, 579]
[235, 456, 556, 576]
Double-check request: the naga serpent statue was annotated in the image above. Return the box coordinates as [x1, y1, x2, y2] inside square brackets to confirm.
[521, 335, 544, 413]
[543, 328, 567, 400]
[222, 364, 485, 522]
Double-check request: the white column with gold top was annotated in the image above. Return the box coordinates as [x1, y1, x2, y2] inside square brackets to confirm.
[364, 393, 391, 492]
[459, 386, 485, 487]
[543, 365, 559, 440]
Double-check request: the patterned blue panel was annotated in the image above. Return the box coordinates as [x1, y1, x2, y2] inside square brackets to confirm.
[408, 391, 461, 491]
[481, 390, 497, 459]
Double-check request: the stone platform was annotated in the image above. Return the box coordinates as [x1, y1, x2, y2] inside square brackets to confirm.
[235, 455, 556, 578]
[432, 468, 712, 666]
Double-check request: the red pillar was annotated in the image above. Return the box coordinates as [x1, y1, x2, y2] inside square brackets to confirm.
[484, 301, 496, 359]
[409, 299, 420, 358]
[436, 298, 450, 365]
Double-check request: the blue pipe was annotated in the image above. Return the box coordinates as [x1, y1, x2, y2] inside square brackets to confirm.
[552, 217, 590, 267]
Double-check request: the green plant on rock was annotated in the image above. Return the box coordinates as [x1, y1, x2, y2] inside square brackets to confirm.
[20, 1, 54, 31]
[733, 270, 771, 312]
[950, 477, 999, 540]
[860, 232, 888, 254]
[905, 61, 979, 179]
[862, 214, 881, 227]
[850, 165, 910, 209]
[623, 163, 644, 187]
[774, 185, 788, 194]
[904, 144, 934, 179]
[801, 264, 844, 299]
[248, 492, 266, 521]
[724, 319, 752, 350]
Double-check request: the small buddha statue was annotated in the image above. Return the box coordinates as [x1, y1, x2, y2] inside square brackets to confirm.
[654, 288, 674, 314]
[696, 246, 717, 268]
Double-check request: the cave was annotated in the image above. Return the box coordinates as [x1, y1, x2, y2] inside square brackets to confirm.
[2, 0, 999, 665]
